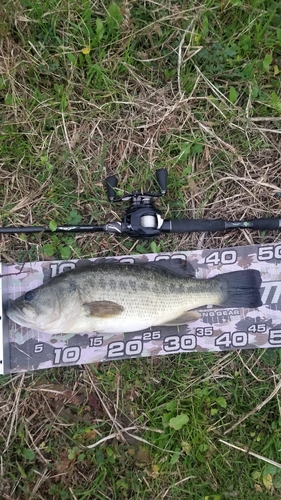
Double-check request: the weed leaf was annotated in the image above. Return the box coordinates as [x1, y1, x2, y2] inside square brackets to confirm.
[96, 18, 104, 41]
[106, 3, 123, 30]
[169, 413, 189, 430]
[229, 86, 238, 104]
[49, 220, 57, 232]
[22, 448, 35, 460]
[263, 53, 272, 72]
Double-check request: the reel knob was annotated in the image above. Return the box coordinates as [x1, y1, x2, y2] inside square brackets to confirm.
[105, 175, 118, 202]
[156, 168, 168, 195]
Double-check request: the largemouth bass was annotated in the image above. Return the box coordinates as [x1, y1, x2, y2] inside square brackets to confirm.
[6, 262, 262, 334]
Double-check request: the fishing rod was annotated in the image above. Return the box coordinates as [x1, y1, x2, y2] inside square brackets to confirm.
[1, 168, 280, 238]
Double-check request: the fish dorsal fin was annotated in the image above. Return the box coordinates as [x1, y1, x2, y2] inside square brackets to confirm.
[83, 301, 124, 318]
[160, 310, 200, 326]
[142, 258, 196, 278]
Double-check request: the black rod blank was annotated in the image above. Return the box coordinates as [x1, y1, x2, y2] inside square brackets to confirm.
[0, 217, 280, 236]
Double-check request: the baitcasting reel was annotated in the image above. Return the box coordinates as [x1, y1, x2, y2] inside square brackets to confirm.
[104, 168, 168, 237]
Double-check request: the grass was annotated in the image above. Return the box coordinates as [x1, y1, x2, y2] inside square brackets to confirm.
[0, 0, 281, 498]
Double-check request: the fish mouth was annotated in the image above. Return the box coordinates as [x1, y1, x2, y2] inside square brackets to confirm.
[6, 299, 64, 332]
[6, 299, 21, 316]
[5, 300, 34, 326]
[6, 307, 20, 320]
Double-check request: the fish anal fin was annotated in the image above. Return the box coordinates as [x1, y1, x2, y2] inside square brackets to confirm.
[160, 310, 200, 326]
[83, 301, 124, 318]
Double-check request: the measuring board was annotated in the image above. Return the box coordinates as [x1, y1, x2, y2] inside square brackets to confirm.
[1, 243, 281, 374]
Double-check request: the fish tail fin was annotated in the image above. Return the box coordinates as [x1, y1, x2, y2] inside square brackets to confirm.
[217, 269, 262, 308]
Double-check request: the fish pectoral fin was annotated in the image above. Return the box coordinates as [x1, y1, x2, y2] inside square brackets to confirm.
[160, 310, 201, 326]
[82, 301, 124, 318]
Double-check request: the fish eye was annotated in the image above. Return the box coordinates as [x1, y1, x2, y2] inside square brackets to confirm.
[25, 291, 35, 301]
